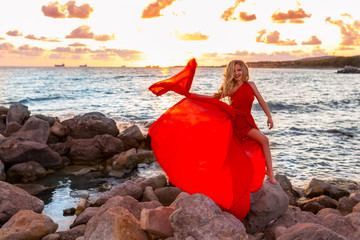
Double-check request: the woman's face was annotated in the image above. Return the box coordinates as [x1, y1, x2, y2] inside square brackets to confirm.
[233, 64, 243, 83]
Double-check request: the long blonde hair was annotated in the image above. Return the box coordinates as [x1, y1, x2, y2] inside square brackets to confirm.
[214, 60, 249, 99]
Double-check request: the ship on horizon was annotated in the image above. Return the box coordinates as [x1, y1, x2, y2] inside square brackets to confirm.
[55, 64, 65, 67]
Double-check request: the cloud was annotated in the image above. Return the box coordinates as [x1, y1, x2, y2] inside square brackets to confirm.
[336, 46, 355, 51]
[10, 45, 45, 56]
[142, 0, 177, 19]
[301, 35, 322, 45]
[66, 25, 115, 41]
[0, 37, 6, 40]
[220, 0, 246, 21]
[68, 42, 87, 47]
[25, 34, 61, 42]
[271, 8, 311, 24]
[256, 30, 297, 46]
[0, 42, 14, 50]
[325, 17, 360, 46]
[42, 1, 94, 19]
[6, 30, 23, 37]
[239, 12, 256, 22]
[175, 31, 209, 41]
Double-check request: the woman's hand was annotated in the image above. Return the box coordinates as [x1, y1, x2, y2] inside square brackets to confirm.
[267, 117, 274, 130]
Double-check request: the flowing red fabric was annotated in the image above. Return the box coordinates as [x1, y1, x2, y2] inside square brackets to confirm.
[148, 58, 265, 220]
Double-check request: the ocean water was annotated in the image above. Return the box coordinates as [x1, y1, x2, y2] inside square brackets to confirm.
[0, 66, 359, 187]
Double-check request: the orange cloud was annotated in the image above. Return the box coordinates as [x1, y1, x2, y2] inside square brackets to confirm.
[221, 0, 246, 21]
[0, 42, 14, 50]
[142, 0, 177, 19]
[325, 17, 360, 46]
[239, 12, 256, 22]
[6, 30, 23, 37]
[337, 46, 355, 51]
[66, 25, 115, 41]
[256, 30, 297, 46]
[271, 8, 311, 24]
[68, 42, 87, 47]
[175, 31, 209, 41]
[10, 45, 45, 56]
[25, 34, 61, 42]
[301, 35, 322, 45]
[0, 37, 6, 40]
[42, 1, 94, 19]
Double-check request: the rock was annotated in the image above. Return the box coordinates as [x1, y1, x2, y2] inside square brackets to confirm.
[84, 206, 148, 240]
[95, 195, 142, 220]
[63, 207, 76, 216]
[142, 186, 160, 202]
[111, 148, 136, 169]
[94, 180, 143, 206]
[14, 183, 54, 196]
[170, 193, 248, 240]
[42, 233, 60, 240]
[0, 210, 58, 239]
[135, 174, 168, 191]
[0, 106, 8, 116]
[6, 102, 30, 125]
[263, 206, 319, 240]
[3, 121, 22, 137]
[317, 208, 342, 218]
[118, 125, 144, 150]
[49, 142, 69, 156]
[67, 134, 124, 165]
[61, 112, 119, 139]
[299, 195, 338, 214]
[318, 212, 360, 239]
[277, 223, 347, 240]
[0, 160, 5, 181]
[346, 212, 360, 227]
[140, 206, 174, 238]
[304, 178, 350, 200]
[0, 181, 44, 225]
[275, 174, 300, 205]
[338, 195, 359, 215]
[50, 121, 67, 138]
[243, 181, 289, 234]
[71, 207, 99, 228]
[58, 224, 86, 240]
[32, 114, 58, 126]
[75, 199, 90, 216]
[0, 137, 63, 169]
[6, 161, 46, 183]
[354, 202, 360, 212]
[11, 116, 50, 143]
[139, 200, 163, 210]
[155, 187, 183, 206]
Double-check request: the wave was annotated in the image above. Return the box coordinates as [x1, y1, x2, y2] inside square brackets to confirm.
[19, 95, 73, 104]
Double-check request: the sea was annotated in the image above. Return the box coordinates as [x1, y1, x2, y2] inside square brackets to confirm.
[0, 66, 359, 229]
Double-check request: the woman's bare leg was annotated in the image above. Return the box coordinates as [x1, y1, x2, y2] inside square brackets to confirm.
[246, 128, 277, 184]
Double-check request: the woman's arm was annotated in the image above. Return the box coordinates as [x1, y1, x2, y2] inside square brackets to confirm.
[248, 82, 274, 129]
[191, 93, 221, 99]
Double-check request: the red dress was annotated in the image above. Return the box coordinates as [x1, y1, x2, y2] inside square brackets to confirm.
[148, 59, 265, 220]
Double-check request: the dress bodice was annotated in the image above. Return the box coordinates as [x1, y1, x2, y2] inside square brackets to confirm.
[230, 82, 254, 116]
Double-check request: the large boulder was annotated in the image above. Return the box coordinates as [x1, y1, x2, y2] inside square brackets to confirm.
[67, 134, 124, 165]
[243, 181, 289, 234]
[170, 193, 248, 240]
[0, 210, 58, 239]
[318, 211, 360, 239]
[61, 112, 119, 139]
[6, 102, 30, 125]
[84, 206, 148, 240]
[0, 181, 44, 225]
[275, 174, 300, 205]
[0, 137, 63, 169]
[6, 161, 46, 183]
[118, 125, 145, 150]
[338, 193, 360, 215]
[3, 122, 22, 137]
[11, 117, 50, 143]
[299, 195, 339, 214]
[304, 178, 350, 200]
[277, 223, 347, 240]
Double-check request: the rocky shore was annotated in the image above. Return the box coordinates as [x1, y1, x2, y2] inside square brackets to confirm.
[0, 103, 359, 240]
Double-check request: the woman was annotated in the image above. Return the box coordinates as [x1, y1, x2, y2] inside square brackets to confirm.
[148, 58, 276, 220]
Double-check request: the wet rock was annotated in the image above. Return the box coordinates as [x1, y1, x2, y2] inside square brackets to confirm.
[7, 161, 46, 183]
[118, 125, 144, 150]
[58, 224, 86, 240]
[75, 199, 91, 216]
[0, 210, 57, 239]
[263, 206, 319, 240]
[11, 117, 50, 143]
[170, 193, 248, 240]
[140, 206, 174, 238]
[3, 121, 22, 137]
[135, 174, 168, 191]
[14, 183, 54, 196]
[142, 186, 160, 202]
[299, 195, 338, 214]
[63, 207, 76, 216]
[0, 137, 63, 169]
[243, 181, 289, 234]
[0, 181, 44, 225]
[275, 174, 300, 205]
[50, 121, 67, 138]
[61, 112, 119, 139]
[6, 102, 30, 125]
[318, 212, 360, 239]
[277, 223, 347, 240]
[94, 180, 143, 206]
[304, 178, 350, 200]
[84, 206, 148, 240]
[0, 160, 5, 181]
[67, 134, 124, 165]
[155, 187, 183, 206]
[71, 207, 99, 228]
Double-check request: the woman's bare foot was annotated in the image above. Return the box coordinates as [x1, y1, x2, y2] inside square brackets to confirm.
[266, 169, 277, 184]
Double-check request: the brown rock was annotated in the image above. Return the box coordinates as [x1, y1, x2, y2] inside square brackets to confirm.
[275, 174, 300, 205]
[71, 207, 99, 228]
[111, 148, 137, 170]
[304, 178, 350, 200]
[97, 195, 142, 220]
[32, 114, 58, 127]
[318, 212, 360, 239]
[299, 195, 338, 214]
[0, 210, 58, 239]
[277, 223, 347, 240]
[7, 161, 46, 183]
[139, 200, 162, 210]
[0, 160, 5, 181]
[140, 206, 174, 238]
[317, 208, 342, 218]
[353, 202, 360, 212]
[338, 195, 358, 215]
[155, 187, 183, 206]
[11, 116, 50, 143]
[49, 142, 69, 156]
[3, 121, 22, 137]
[118, 125, 144, 150]
[135, 174, 168, 191]
[50, 121, 67, 138]
[84, 206, 148, 240]
[6, 102, 30, 125]
[142, 186, 160, 202]
[346, 212, 360, 228]
[58, 224, 86, 240]
[14, 183, 54, 196]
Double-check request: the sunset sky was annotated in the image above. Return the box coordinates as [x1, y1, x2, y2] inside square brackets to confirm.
[0, 0, 359, 67]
